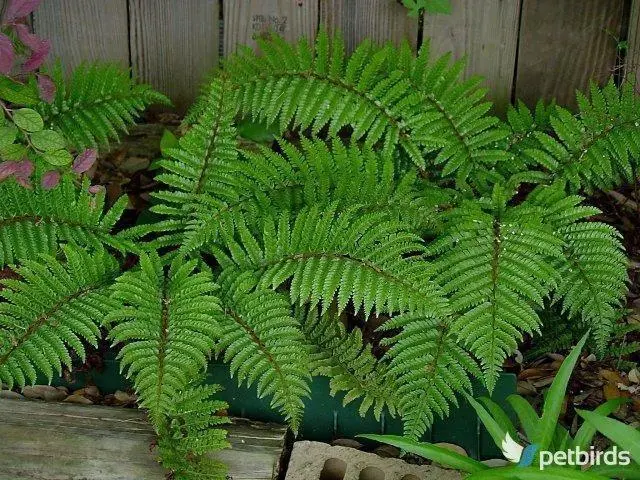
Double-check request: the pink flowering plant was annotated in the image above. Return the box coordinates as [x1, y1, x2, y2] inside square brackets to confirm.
[0, 0, 167, 190]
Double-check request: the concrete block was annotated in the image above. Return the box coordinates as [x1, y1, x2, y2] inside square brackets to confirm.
[285, 440, 462, 480]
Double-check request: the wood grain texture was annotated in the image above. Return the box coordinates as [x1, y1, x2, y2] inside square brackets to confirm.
[0, 398, 286, 480]
[129, 0, 219, 113]
[422, 0, 521, 115]
[515, 0, 625, 108]
[627, 0, 640, 86]
[33, 0, 129, 73]
[319, 0, 419, 53]
[223, 0, 319, 55]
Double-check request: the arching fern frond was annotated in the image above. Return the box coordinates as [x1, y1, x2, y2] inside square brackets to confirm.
[107, 252, 221, 425]
[380, 314, 480, 439]
[523, 81, 640, 193]
[107, 253, 228, 479]
[38, 63, 170, 150]
[213, 206, 448, 318]
[162, 135, 444, 255]
[0, 176, 134, 266]
[301, 306, 398, 419]
[526, 183, 628, 351]
[223, 29, 508, 183]
[0, 246, 119, 388]
[216, 269, 310, 431]
[427, 185, 564, 390]
[149, 77, 237, 249]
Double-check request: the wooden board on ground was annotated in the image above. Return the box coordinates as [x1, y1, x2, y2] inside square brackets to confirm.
[0, 398, 287, 480]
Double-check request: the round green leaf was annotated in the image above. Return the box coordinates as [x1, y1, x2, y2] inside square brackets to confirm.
[43, 149, 73, 166]
[30, 129, 66, 152]
[0, 143, 27, 160]
[13, 108, 43, 132]
[0, 125, 17, 149]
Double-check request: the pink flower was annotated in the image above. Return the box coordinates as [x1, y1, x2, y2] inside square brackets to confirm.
[3, 0, 41, 24]
[14, 159, 33, 178]
[41, 170, 60, 190]
[36, 73, 55, 102]
[73, 149, 97, 174]
[0, 33, 14, 74]
[0, 161, 18, 181]
[88, 184, 103, 194]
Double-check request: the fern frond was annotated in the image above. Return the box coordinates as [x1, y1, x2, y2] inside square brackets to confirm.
[0, 176, 134, 266]
[162, 136, 444, 254]
[526, 183, 628, 351]
[223, 30, 509, 183]
[216, 268, 310, 431]
[301, 306, 398, 419]
[38, 63, 170, 150]
[0, 246, 119, 388]
[380, 314, 480, 439]
[428, 185, 564, 390]
[151, 77, 237, 249]
[157, 384, 229, 480]
[523, 81, 640, 192]
[213, 205, 448, 318]
[107, 252, 221, 427]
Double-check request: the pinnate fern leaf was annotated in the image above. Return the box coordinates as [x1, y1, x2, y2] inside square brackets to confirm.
[0, 245, 119, 388]
[38, 63, 170, 150]
[0, 176, 134, 266]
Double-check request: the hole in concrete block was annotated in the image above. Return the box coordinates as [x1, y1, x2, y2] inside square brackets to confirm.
[359, 466, 385, 480]
[400, 475, 421, 480]
[320, 458, 347, 480]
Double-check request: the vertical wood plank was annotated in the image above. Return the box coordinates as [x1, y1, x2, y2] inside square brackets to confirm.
[223, 0, 319, 55]
[515, 0, 625, 108]
[422, 0, 521, 115]
[33, 0, 129, 72]
[129, 0, 219, 114]
[627, 0, 640, 87]
[319, 0, 419, 53]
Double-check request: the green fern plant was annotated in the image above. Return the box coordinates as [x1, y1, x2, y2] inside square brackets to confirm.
[0, 24, 637, 479]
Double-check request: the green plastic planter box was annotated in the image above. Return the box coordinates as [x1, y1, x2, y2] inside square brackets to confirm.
[48, 356, 516, 460]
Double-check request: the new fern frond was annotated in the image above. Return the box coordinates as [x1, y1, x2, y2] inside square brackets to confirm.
[0, 245, 119, 388]
[38, 63, 170, 150]
[107, 252, 228, 479]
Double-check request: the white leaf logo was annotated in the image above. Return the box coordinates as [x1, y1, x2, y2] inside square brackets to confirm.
[501, 432, 524, 463]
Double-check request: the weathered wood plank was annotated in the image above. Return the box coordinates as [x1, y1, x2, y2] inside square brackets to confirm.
[129, 0, 220, 113]
[627, 0, 640, 86]
[422, 0, 521, 115]
[515, 0, 625, 108]
[319, 0, 419, 53]
[32, 0, 129, 73]
[0, 398, 286, 480]
[223, 0, 319, 55]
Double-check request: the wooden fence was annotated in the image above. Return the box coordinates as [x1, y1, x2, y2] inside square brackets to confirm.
[22, 0, 640, 115]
